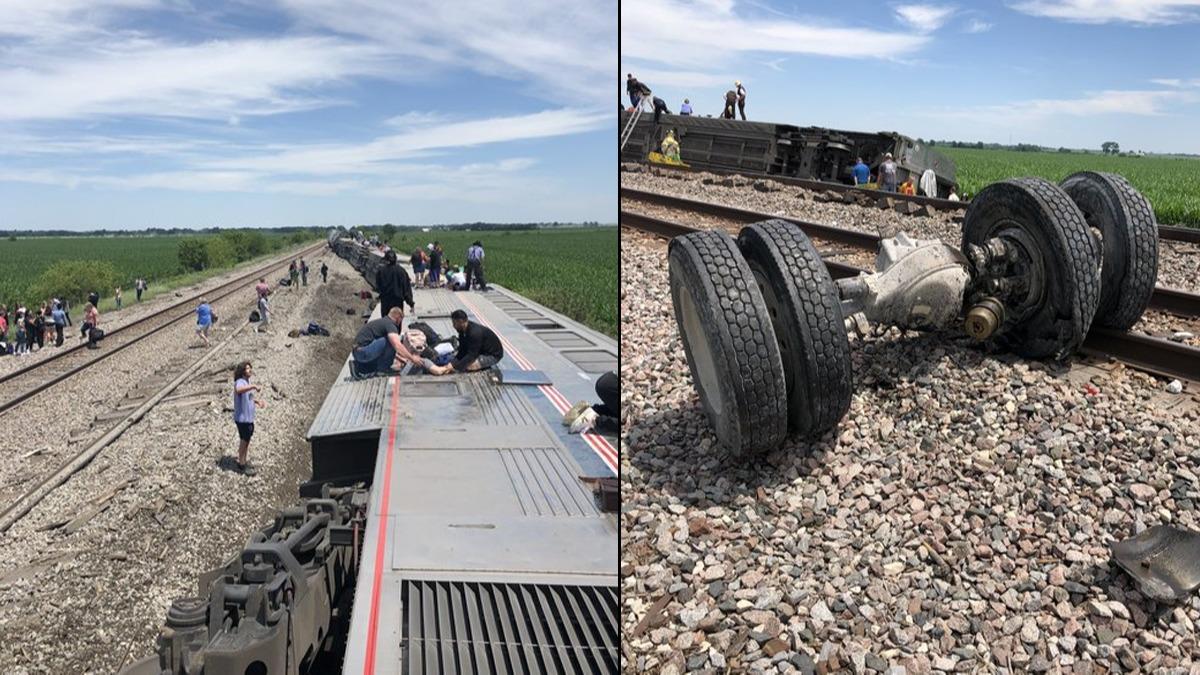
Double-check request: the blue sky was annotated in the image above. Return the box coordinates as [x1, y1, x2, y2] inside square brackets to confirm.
[0, 1, 614, 230]
[622, 1, 1200, 154]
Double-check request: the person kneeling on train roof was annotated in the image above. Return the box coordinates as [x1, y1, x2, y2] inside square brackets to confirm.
[448, 266, 468, 291]
[351, 307, 424, 376]
[423, 309, 503, 376]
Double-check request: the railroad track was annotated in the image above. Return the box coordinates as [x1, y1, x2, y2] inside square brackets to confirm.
[622, 187, 1200, 318]
[629, 164, 1200, 245]
[621, 209, 1200, 385]
[0, 241, 329, 533]
[0, 241, 326, 418]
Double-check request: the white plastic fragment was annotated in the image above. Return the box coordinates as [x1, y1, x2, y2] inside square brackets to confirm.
[1166, 379, 1184, 394]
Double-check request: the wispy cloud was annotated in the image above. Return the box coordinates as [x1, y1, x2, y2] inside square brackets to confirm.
[621, 0, 930, 69]
[205, 108, 609, 175]
[0, 0, 161, 40]
[275, 0, 614, 107]
[895, 4, 957, 32]
[929, 88, 1198, 123]
[1009, 0, 1200, 25]
[383, 111, 451, 128]
[0, 1, 615, 225]
[1150, 77, 1200, 87]
[964, 18, 993, 32]
[619, 67, 739, 90]
[0, 36, 391, 122]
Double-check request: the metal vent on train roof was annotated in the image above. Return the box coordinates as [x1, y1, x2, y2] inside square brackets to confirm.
[404, 381, 463, 397]
[401, 580, 618, 675]
[533, 330, 595, 349]
[561, 350, 617, 374]
[500, 447, 596, 517]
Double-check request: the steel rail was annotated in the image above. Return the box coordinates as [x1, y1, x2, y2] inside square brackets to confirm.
[622, 188, 1200, 318]
[629, 162, 1200, 243]
[0, 241, 326, 417]
[622, 210, 1200, 384]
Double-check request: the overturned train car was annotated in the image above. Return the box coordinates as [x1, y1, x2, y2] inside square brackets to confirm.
[620, 111, 958, 197]
[122, 231, 620, 675]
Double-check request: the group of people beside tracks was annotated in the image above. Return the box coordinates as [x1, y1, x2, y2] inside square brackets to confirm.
[286, 259, 311, 288]
[407, 240, 489, 292]
[850, 154, 959, 199]
[625, 74, 748, 121]
[0, 295, 108, 355]
[0, 276, 162, 357]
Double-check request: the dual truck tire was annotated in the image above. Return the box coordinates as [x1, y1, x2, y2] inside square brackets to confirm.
[670, 174, 1158, 456]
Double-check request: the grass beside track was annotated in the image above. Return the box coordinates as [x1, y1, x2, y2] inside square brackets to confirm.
[384, 228, 618, 338]
[941, 147, 1200, 227]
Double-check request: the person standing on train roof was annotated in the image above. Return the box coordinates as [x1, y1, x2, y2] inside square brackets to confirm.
[680, 99, 693, 115]
[375, 249, 414, 317]
[428, 242, 444, 287]
[465, 241, 487, 291]
[735, 80, 747, 120]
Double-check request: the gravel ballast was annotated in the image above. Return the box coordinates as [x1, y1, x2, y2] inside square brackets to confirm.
[620, 227, 1200, 674]
[0, 250, 370, 674]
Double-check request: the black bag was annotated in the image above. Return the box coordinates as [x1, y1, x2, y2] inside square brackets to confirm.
[89, 328, 105, 342]
[408, 321, 441, 345]
[249, 310, 261, 322]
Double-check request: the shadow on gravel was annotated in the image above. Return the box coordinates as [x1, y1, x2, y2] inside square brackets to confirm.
[626, 329, 1082, 511]
[625, 402, 838, 509]
[214, 455, 244, 473]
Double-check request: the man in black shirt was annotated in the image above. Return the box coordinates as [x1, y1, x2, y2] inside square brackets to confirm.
[722, 90, 737, 119]
[651, 96, 670, 124]
[424, 309, 503, 375]
[374, 250, 414, 317]
[88, 290, 100, 308]
[350, 307, 423, 377]
[320, 262, 328, 283]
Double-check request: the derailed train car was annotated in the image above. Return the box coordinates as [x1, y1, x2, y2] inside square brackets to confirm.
[620, 111, 958, 197]
[122, 231, 620, 675]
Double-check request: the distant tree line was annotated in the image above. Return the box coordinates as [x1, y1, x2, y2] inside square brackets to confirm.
[918, 138, 1158, 158]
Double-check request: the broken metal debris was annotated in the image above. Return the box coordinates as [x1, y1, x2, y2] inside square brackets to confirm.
[1111, 525, 1200, 603]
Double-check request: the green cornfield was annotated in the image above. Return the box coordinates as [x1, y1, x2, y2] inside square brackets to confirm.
[941, 147, 1200, 227]
[0, 232, 294, 310]
[385, 228, 618, 338]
